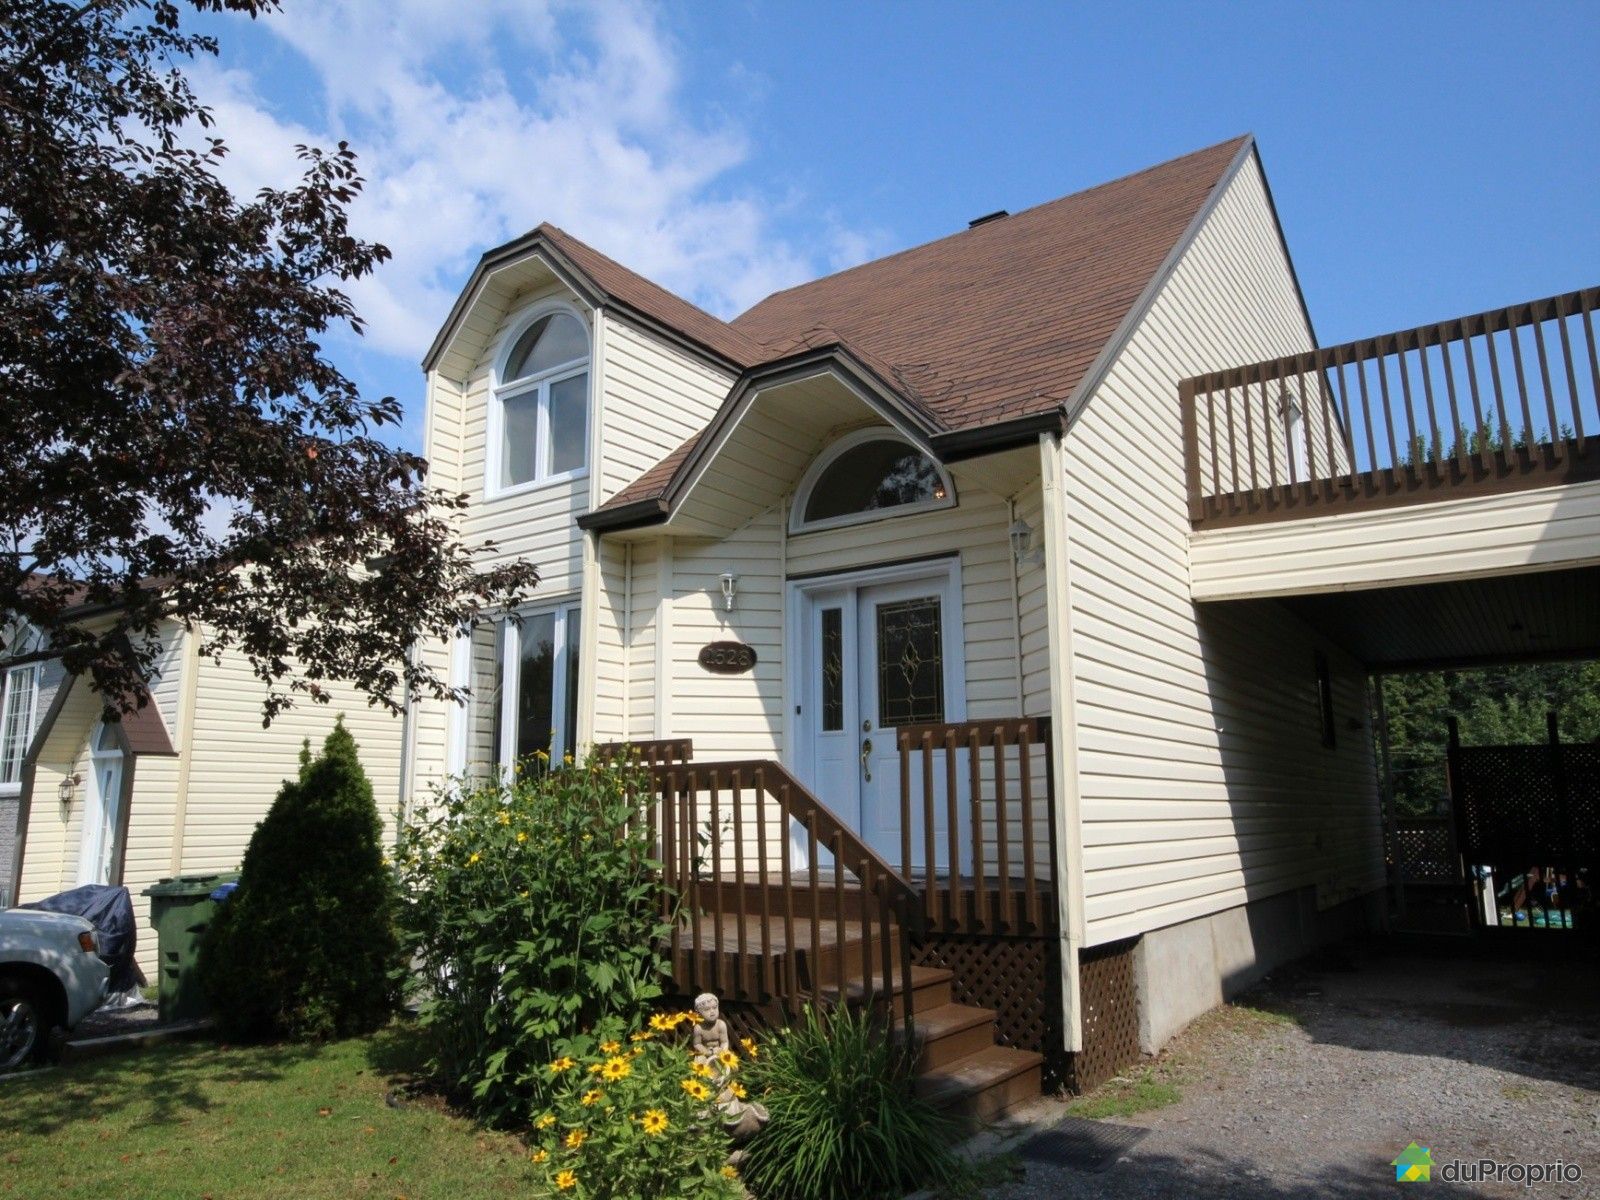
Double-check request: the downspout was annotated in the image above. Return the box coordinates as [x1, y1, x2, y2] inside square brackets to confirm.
[1039, 431, 1088, 1053]
[167, 624, 202, 873]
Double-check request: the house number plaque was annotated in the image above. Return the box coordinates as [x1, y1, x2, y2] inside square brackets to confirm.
[698, 641, 757, 675]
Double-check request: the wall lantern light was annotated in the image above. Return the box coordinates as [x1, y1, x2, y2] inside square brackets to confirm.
[719, 572, 738, 613]
[1009, 519, 1044, 567]
[58, 773, 81, 805]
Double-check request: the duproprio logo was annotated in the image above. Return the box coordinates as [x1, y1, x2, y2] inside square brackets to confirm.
[1392, 1142, 1432, 1182]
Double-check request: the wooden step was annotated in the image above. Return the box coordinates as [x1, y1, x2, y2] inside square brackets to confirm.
[897, 1002, 996, 1072]
[913, 1044, 1043, 1124]
[827, 964, 952, 1016]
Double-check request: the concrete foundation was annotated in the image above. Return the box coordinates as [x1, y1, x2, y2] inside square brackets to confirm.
[1131, 884, 1383, 1053]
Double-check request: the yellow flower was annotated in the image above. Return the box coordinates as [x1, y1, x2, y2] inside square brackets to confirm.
[630, 1030, 653, 1043]
[564, 1129, 587, 1150]
[680, 1078, 711, 1101]
[649, 1013, 671, 1032]
[729, 1082, 747, 1100]
[717, 1049, 739, 1071]
[581, 1089, 602, 1107]
[599, 1040, 621, 1054]
[548, 1056, 577, 1075]
[554, 1169, 577, 1191]
[690, 1060, 713, 1079]
[586, 1062, 604, 1075]
[515, 830, 528, 844]
[600, 1056, 632, 1082]
[639, 1108, 669, 1136]
[722, 1165, 738, 1180]
[530, 1149, 549, 1164]
[680, 1011, 698, 1023]
[497, 811, 510, 825]
[740, 1037, 759, 1059]
[629, 1046, 643, 1059]
[535, 1114, 557, 1130]
[467, 851, 481, 865]
[535, 749, 550, 761]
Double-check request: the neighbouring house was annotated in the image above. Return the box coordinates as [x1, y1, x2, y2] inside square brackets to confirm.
[2, 600, 404, 976]
[401, 134, 1600, 1107]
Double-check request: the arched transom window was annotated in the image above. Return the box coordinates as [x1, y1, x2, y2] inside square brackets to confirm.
[490, 305, 590, 494]
[791, 429, 955, 533]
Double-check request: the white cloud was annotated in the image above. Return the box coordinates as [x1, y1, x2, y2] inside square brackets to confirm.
[195, 0, 876, 367]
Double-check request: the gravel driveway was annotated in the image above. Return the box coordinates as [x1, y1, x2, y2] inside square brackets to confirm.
[986, 939, 1599, 1199]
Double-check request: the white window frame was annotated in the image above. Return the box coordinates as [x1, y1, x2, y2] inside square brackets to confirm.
[789, 427, 956, 535]
[485, 300, 592, 500]
[0, 620, 43, 796]
[480, 598, 582, 771]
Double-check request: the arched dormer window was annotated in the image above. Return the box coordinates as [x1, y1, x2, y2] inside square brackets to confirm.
[790, 429, 955, 533]
[488, 302, 590, 495]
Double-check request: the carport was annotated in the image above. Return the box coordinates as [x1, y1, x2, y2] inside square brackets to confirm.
[1179, 285, 1600, 952]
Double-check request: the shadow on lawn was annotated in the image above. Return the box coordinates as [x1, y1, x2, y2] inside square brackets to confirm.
[3, 1032, 369, 1137]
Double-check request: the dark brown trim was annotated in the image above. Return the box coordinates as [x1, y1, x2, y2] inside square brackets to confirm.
[929, 410, 1064, 462]
[108, 754, 137, 889]
[576, 496, 670, 533]
[422, 232, 747, 378]
[582, 345, 946, 534]
[1192, 435, 1600, 530]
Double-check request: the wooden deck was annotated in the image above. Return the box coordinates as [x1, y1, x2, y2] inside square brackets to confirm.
[1181, 285, 1600, 530]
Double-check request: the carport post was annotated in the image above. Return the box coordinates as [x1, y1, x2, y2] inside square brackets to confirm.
[1373, 677, 1403, 918]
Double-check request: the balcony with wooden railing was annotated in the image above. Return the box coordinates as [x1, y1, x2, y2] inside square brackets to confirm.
[1181, 286, 1600, 530]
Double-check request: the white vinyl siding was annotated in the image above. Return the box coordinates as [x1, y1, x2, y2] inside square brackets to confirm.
[597, 316, 735, 506]
[1059, 155, 1385, 947]
[1188, 477, 1600, 600]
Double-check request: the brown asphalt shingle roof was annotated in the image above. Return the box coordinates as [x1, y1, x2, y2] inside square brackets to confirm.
[510, 137, 1255, 517]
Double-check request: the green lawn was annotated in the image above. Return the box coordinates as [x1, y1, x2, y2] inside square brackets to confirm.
[0, 1027, 535, 1200]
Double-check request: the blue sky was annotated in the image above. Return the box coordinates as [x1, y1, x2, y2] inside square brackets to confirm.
[193, 1, 1600, 452]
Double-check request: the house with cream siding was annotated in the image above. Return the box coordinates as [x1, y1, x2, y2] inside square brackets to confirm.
[3, 611, 403, 976]
[403, 134, 1600, 1106]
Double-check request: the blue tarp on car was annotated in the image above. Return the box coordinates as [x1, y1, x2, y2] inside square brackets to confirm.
[22, 884, 139, 993]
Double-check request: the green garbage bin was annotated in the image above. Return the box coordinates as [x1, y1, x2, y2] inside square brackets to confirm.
[143, 872, 239, 1023]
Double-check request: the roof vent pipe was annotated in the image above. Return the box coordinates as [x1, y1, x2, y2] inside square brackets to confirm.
[967, 210, 1009, 228]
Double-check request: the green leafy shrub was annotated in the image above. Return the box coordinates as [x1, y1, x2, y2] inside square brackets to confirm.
[394, 758, 670, 1126]
[199, 718, 400, 1041]
[740, 1005, 957, 1200]
[530, 1010, 742, 1199]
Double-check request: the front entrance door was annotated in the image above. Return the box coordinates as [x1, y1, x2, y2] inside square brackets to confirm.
[77, 722, 124, 886]
[794, 564, 963, 866]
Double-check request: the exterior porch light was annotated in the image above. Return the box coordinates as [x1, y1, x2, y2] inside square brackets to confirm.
[57, 773, 80, 806]
[719, 572, 738, 613]
[1009, 519, 1043, 567]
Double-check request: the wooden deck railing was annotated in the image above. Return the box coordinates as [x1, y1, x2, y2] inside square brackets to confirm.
[634, 758, 922, 1024]
[895, 717, 1055, 936]
[594, 738, 693, 767]
[1181, 286, 1600, 528]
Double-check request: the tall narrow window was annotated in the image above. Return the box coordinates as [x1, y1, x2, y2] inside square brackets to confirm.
[0, 663, 38, 788]
[459, 603, 582, 775]
[820, 607, 844, 732]
[1315, 651, 1336, 750]
[491, 308, 590, 494]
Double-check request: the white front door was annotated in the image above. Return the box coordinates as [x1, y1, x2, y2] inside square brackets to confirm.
[794, 563, 963, 867]
[77, 722, 124, 886]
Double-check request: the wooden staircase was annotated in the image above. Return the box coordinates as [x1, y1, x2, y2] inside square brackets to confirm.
[680, 892, 1042, 1123]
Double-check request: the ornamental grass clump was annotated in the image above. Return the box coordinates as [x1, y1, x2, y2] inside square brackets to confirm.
[530, 1010, 742, 1199]
[739, 1004, 958, 1200]
[394, 755, 671, 1126]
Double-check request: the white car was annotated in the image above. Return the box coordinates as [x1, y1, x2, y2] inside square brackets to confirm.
[0, 908, 111, 1071]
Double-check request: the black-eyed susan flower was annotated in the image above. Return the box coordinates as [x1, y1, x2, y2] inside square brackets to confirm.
[600, 1056, 631, 1082]
[535, 1114, 557, 1130]
[564, 1129, 587, 1150]
[548, 1056, 576, 1075]
[554, 1169, 577, 1191]
[716, 1049, 739, 1071]
[639, 1109, 669, 1136]
[580, 1089, 602, 1107]
[599, 1039, 621, 1054]
[680, 1078, 711, 1101]
[530, 1149, 549, 1164]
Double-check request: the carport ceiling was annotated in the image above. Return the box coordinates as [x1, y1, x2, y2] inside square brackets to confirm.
[1282, 563, 1600, 673]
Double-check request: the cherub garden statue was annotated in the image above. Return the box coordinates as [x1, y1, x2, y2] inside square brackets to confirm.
[690, 992, 769, 1141]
